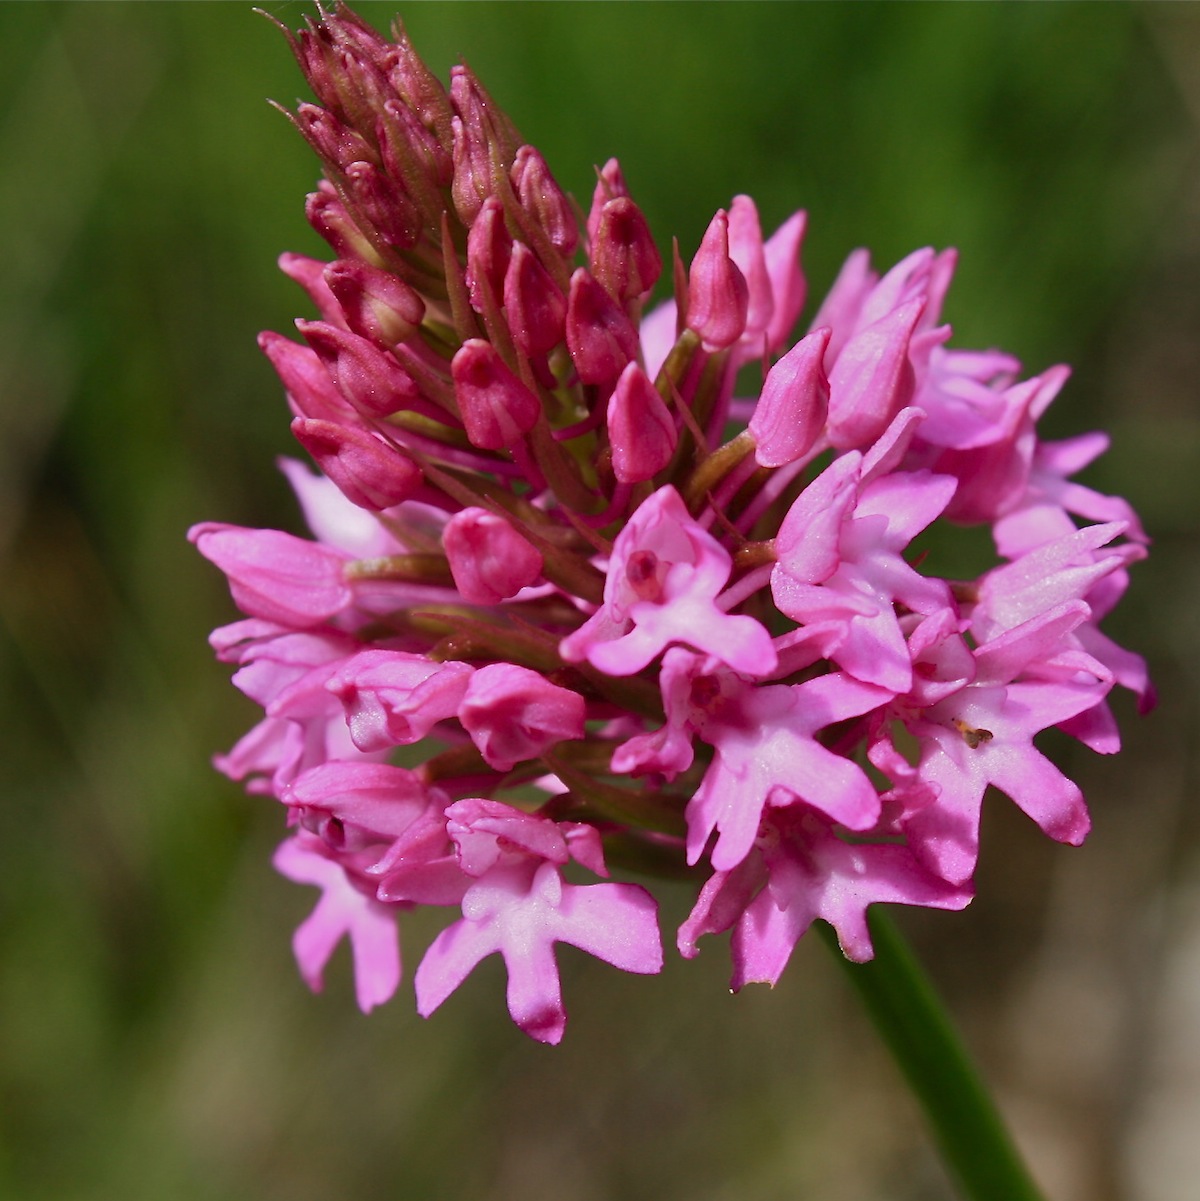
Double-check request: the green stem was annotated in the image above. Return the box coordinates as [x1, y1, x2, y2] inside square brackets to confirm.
[823, 911, 1048, 1201]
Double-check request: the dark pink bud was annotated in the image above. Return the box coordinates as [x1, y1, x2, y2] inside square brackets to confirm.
[449, 66, 518, 227]
[504, 241, 566, 357]
[305, 184, 378, 262]
[826, 297, 924, 450]
[590, 197, 662, 303]
[450, 112, 492, 227]
[443, 507, 543, 603]
[465, 196, 512, 310]
[323, 259, 425, 347]
[188, 523, 352, 627]
[288, 22, 345, 116]
[380, 97, 453, 191]
[607, 362, 676, 483]
[343, 160, 420, 249]
[686, 209, 749, 350]
[387, 22, 455, 149]
[451, 340, 541, 449]
[278, 253, 344, 326]
[458, 663, 586, 772]
[450, 64, 518, 159]
[291, 417, 423, 511]
[289, 7, 394, 129]
[298, 320, 422, 417]
[727, 195, 773, 342]
[586, 157, 629, 245]
[293, 103, 375, 171]
[565, 268, 638, 385]
[511, 145, 578, 257]
[749, 326, 831, 467]
[258, 330, 353, 420]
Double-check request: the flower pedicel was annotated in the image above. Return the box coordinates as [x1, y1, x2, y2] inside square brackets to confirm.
[192, 4, 1150, 1047]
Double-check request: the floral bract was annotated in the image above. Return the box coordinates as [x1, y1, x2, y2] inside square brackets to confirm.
[192, 4, 1149, 1043]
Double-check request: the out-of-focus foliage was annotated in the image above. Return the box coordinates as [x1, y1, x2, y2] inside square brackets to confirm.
[0, 4, 1195, 1200]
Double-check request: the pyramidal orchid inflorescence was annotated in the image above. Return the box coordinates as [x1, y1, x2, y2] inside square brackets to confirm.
[192, 4, 1150, 1044]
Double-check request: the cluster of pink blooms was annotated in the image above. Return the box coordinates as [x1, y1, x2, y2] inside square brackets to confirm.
[191, 5, 1150, 1043]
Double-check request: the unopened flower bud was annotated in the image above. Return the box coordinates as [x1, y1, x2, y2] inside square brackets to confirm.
[258, 330, 353, 419]
[288, 7, 394, 129]
[387, 20, 455, 148]
[511, 145, 578, 257]
[826, 297, 923, 450]
[451, 113, 492, 227]
[279, 253, 344, 326]
[607, 362, 677, 483]
[379, 97, 453, 193]
[565, 268, 638, 385]
[685, 209, 748, 350]
[449, 65, 518, 226]
[343, 160, 420, 249]
[727, 195, 773, 342]
[299, 320, 422, 417]
[293, 102, 376, 171]
[459, 663, 586, 772]
[291, 417, 423, 510]
[504, 241, 566, 357]
[188, 523, 352, 627]
[591, 197, 662, 303]
[465, 196, 512, 311]
[323, 259, 425, 347]
[305, 184, 379, 262]
[451, 339, 541, 449]
[288, 21, 345, 117]
[587, 157, 629, 245]
[749, 326, 831, 467]
[442, 507, 543, 603]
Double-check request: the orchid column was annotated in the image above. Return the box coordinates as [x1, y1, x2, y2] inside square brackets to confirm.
[191, 6, 1150, 1197]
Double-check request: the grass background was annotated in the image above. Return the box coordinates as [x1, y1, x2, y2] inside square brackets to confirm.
[1, 3, 1198, 1199]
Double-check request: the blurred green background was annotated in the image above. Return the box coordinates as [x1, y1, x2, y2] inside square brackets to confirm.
[1, 3, 1197, 1199]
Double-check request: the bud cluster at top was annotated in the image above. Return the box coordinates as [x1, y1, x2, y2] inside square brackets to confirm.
[191, 3, 1151, 1043]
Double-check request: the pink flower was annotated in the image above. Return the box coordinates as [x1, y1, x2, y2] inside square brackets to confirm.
[771, 426, 956, 693]
[641, 650, 890, 871]
[892, 602, 1113, 883]
[210, 619, 374, 792]
[560, 485, 777, 678]
[273, 833, 401, 1013]
[414, 801, 662, 1044]
[194, 5, 1149, 1036]
[326, 649, 475, 751]
[679, 806, 972, 987]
